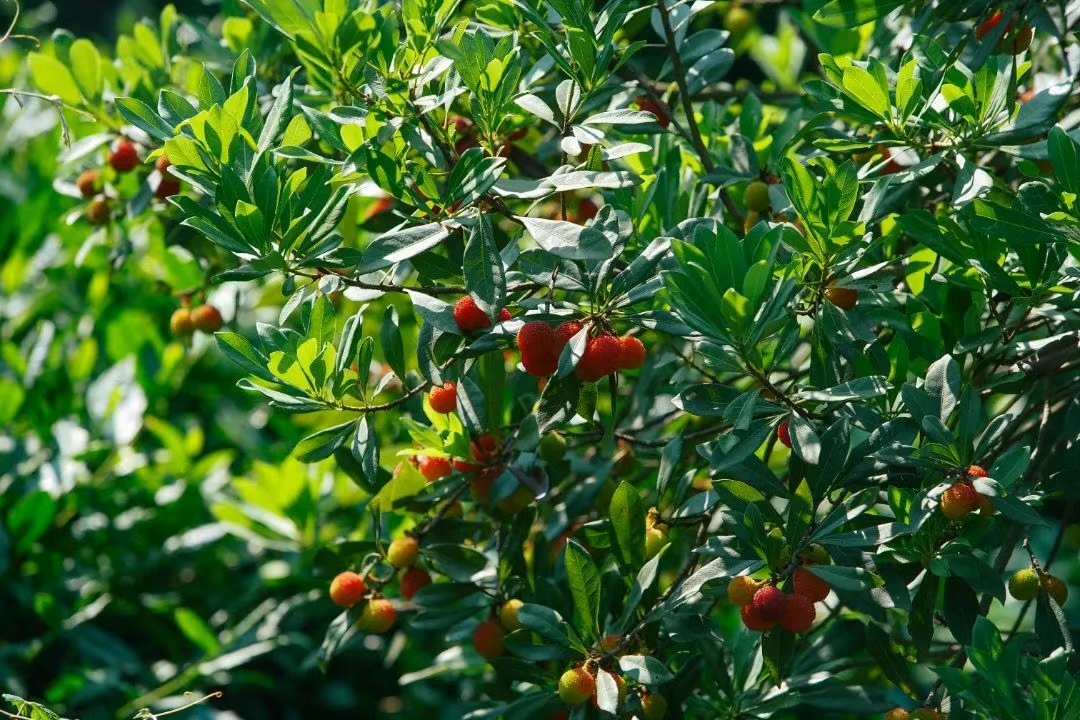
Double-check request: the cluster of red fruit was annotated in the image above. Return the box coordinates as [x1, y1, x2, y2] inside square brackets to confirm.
[729, 545, 831, 634]
[77, 139, 181, 226]
[939, 465, 994, 520]
[558, 662, 667, 719]
[976, 11, 1034, 54]
[328, 536, 433, 633]
[453, 296, 512, 333]
[517, 319, 646, 382]
[170, 304, 224, 337]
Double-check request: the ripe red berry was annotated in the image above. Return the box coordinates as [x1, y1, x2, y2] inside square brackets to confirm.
[454, 296, 493, 332]
[517, 321, 558, 377]
[780, 592, 816, 633]
[191, 305, 223, 333]
[109, 140, 140, 173]
[429, 382, 458, 414]
[575, 333, 622, 382]
[498, 307, 512, 322]
[471, 433, 499, 462]
[76, 169, 100, 198]
[740, 602, 775, 632]
[616, 336, 646, 371]
[752, 585, 787, 622]
[156, 177, 181, 200]
[358, 598, 397, 633]
[387, 536, 420, 569]
[401, 567, 432, 601]
[418, 455, 453, 482]
[554, 321, 584, 356]
[966, 465, 988, 479]
[472, 619, 506, 659]
[793, 567, 831, 603]
[976, 12, 1004, 40]
[470, 465, 501, 504]
[941, 482, 978, 520]
[777, 419, 792, 448]
[329, 571, 366, 608]
[87, 198, 111, 225]
[635, 97, 669, 128]
[825, 282, 858, 310]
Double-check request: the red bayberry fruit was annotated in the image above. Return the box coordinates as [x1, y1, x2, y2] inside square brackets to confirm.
[170, 308, 196, 337]
[517, 321, 559, 377]
[976, 12, 1004, 40]
[793, 567, 831, 603]
[966, 465, 988, 479]
[418, 456, 453, 482]
[885, 709, 912, 720]
[554, 321, 584, 356]
[728, 576, 761, 607]
[472, 619, 506, 659]
[109, 140, 140, 172]
[470, 465, 501, 504]
[781, 592, 816, 633]
[575, 333, 622, 382]
[752, 585, 787, 622]
[777, 419, 792, 448]
[429, 382, 458, 414]
[941, 482, 978, 520]
[617, 336, 646, 371]
[76, 169, 101, 198]
[329, 571, 367, 607]
[454, 296, 492, 332]
[191, 305, 223, 333]
[499, 307, 512, 322]
[400, 567, 431, 601]
[740, 602, 775, 632]
[358, 598, 397, 633]
[635, 97, 670, 128]
[1043, 572, 1068, 605]
[471, 433, 499, 462]
[825, 282, 858, 310]
[387, 536, 420, 569]
[558, 667, 595, 706]
[156, 177, 181, 200]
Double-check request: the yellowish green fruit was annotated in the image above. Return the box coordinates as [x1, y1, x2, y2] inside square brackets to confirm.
[558, 667, 595, 706]
[539, 432, 567, 462]
[1009, 568, 1040, 601]
[499, 598, 524, 631]
[641, 691, 668, 720]
[387, 536, 420, 569]
[724, 6, 754, 35]
[744, 180, 771, 212]
[645, 524, 669, 560]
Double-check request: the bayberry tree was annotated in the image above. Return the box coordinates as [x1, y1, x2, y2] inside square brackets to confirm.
[3, 0, 1080, 719]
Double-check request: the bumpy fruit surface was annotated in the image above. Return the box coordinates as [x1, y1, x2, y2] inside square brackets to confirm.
[191, 305, 223, 333]
[472, 619, 506, 659]
[418, 455, 453, 482]
[645, 524, 669, 560]
[741, 602, 774, 632]
[518, 321, 559, 377]
[400, 567, 431, 601]
[575, 333, 622, 382]
[599, 635, 622, 653]
[429, 382, 458, 414]
[825, 282, 858, 310]
[781, 592, 816, 633]
[752, 585, 787, 622]
[793, 567, 831, 603]
[76, 169, 100, 198]
[387, 536, 420, 569]
[539, 432, 567, 463]
[170, 308, 196, 337]
[641, 691, 668, 720]
[358, 598, 397, 633]
[1043, 573, 1068, 605]
[329, 571, 367, 607]
[554, 320, 584, 355]
[635, 97, 669, 128]
[454, 296, 494, 332]
[109, 139, 140, 172]
[777, 419, 792, 448]
[87, 198, 111, 225]
[1009, 568, 1040, 600]
[728, 575, 760, 607]
[499, 598, 524, 631]
[744, 180, 771, 212]
[616, 336, 646, 371]
[966, 464, 988, 479]
[885, 710, 912, 720]
[558, 667, 595, 706]
[941, 482, 978, 520]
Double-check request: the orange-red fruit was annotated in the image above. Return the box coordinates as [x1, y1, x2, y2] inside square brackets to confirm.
[429, 382, 458, 414]
[617, 336, 646, 371]
[517, 321, 559, 377]
[941, 482, 978, 520]
[752, 585, 787, 622]
[793, 567, 831, 603]
[109, 140, 140, 172]
[554, 321, 584, 356]
[728, 576, 760, 607]
[454, 296, 495, 332]
[155, 156, 179, 199]
[170, 308, 196, 337]
[191, 305, 223, 333]
[418, 455, 453, 482]
[471, 433, 499, 462]
[499, 307, 512, 322]
[400, 567, 432, 601]
[635, 97, 670, 128]
[781, 592, 816, 633]
[387, 536, 420, 569]
[741, 602, 775, 632]
[76, 169, 100, 198]
[87, 198, 111, 225]
[825, 283, 858, 310]
[966, 465, 988, 479]
[329, 571, 367, 608]
[470, 466, 501, 504]
[358, 598, 396, 633]
[777, 419, 792, 448]
[575, 333, 622, 382]
[976, 12, 1004, 40]
[885, 710, 912, 720]
[472, 619, 506, 659]
[558, 667, 595, 706]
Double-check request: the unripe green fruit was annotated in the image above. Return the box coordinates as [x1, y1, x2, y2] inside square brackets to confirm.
[539, 432, 567, 462]
[744, 180, 771, 212]
[723, 7, 753, 36]
[558, 667, 595, 706]
[358, 598, 397, 633]
[645, 524, 669, 560]
[499, 598, 524, 631]
[1008, 568, 1039, 601]
[641, 691, 668, 720]
[803, 543, 831, 565]
[388, 536, 420, 569]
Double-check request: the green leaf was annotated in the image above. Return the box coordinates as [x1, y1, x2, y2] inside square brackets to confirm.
[786, 480, 814, 547]
[563, 540, 601, 643]
[517, 603, 581, 650]
[174, 608, 220, 655]
[463, 216, 506, 318]
[618, 655, 674, 684]
[865, 623, 915, 694]
[942, 577, 979, 646]
[842, 65, 889, 119]
[814, 0, 907, 27]
[1048, 127, 1080, 195]
[517, 216, 614, 261]
[293, 420, 356, 462]
[761, 629, 797, 686]
[28, 53, 83, 105]
[69, 40, 103, 102]
[115, 97, 176, 142]
[909, 572, 939, 658]
[609, 481, 645, 570]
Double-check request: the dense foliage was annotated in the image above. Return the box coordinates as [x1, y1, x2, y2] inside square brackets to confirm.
[3, 1, 1080, 719]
